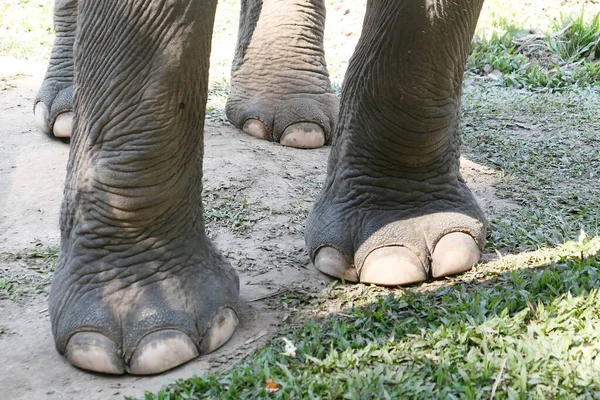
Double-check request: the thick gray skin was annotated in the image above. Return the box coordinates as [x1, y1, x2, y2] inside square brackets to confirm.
[40, 0, 486, 375]
[306, 0, 486, 285]
[225, 0, 339, 147]
[49, 0, 240, 375]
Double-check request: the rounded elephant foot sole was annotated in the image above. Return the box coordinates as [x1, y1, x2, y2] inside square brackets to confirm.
[63, 308, 238, 375]
[199, 307, 239, 354]
[53, 112, 73, 138]
[243, 119, 272, 141]
[127, 330, 199, 375]
[313, 246, 428, 286]
[361, 246, 427, 286]
[242, 119, 325, 149]
[431, 232, 480, 278]
[313, 246, 359, 282]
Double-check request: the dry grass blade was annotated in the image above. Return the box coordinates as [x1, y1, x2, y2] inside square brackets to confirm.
[490, 358, 507, 399]
[513, 23, 573, 54]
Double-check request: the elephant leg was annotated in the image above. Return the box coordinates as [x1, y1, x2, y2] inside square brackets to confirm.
[49, 0, 239, 375]
[305, 0, 486, 285]
[225, 0, 339, 149]
[34, 0, 77, 138]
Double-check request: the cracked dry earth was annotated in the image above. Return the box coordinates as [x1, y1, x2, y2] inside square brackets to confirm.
[0, 64, 502, 399]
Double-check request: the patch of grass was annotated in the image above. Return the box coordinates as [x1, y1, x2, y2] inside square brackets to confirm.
[462, 85, 600, 253]
[468, 32, 530, 77]
[467, 8, 600, 91]
[26, 239, 60, 260]
[142, 239, 600, 399]
[0, 0, 53, 61]
[546, 10, 600, 64]
[258, 285, 318, 318]
[203, 185, 271, 237]
[0, 240, 59, 301]
[205, 79, 230, 123]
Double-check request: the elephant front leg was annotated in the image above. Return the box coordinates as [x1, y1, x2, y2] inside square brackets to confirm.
[34, 0, 77, 138]
[49, 0, 239, 375]
[225, 0, 339, 149]
[305, 0, 486, 285]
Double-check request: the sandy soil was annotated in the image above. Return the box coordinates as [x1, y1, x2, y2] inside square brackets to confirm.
[0, 63, 502, 399]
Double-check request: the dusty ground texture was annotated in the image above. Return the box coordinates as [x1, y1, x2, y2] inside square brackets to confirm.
[0, 69, 505, 399]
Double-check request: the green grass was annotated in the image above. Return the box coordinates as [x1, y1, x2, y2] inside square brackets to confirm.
[467, 8, 600, 91]
[142, 239, 600, 399]
[0, 0, 53, 61]
[547, 11, 600, 64]
[0, 240, 59, 301]
[462, 86, 600, 253]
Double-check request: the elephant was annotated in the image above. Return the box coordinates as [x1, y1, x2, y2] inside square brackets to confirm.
[34, 0, 486, 375]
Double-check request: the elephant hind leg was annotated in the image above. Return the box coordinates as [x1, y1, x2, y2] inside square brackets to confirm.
[34, 0, 77, 138]
[225, 0, 339, 149]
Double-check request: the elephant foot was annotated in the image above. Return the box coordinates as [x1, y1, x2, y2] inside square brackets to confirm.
[242, 120, 327, 149]
[34, 83, 73, 138]
[49, 239, 240, 375]
[306, 167, 486, 286]
[224, 0, 338, 149]
[226, 75, 339, 149]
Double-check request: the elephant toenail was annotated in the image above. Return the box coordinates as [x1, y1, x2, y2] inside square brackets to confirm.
[431, 232, 480, 278]
[127, 330, 199, 375]
[313, 246, 358, 282]
[280, 122, 325, 149]
[199, 307, 239, 354]
[360, 246, 427, 286]
[242, 119, 272, 140]
[66, 332, 125, 375]
[34, 102, 51, 135]
[53, 112, 73, 138]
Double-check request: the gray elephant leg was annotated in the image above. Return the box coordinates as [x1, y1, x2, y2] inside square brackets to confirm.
[49, 0, 239, 375]
[34, 0, 76, 138]
[305, 0, 486, 285]
[225, 0, 339, 149]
